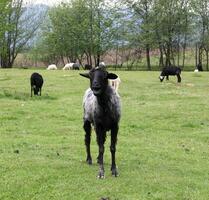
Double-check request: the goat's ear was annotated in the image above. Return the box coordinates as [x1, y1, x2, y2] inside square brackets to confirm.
[107, 73, 118, 80]
[80, 73, 90, 79]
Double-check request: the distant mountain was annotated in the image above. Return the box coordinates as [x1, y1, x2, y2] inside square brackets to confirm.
[21, 4, 50, 47]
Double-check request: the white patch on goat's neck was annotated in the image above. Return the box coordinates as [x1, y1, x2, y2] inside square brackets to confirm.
[160, 76, 164, 79]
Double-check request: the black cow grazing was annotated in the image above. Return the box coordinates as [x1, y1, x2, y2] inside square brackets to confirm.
[159, 66, 181, 83]
[84, 64, 92, 70]
[30, 72, 44, 97]
[80, 67, 121, 178]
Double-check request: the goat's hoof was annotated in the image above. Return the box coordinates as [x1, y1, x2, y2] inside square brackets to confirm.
[97, 170, 105, 179]
[111, 168, 119, 177]
[86, 157, 92, 165]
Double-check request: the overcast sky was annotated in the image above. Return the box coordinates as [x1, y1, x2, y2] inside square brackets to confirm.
[25, 0, 118, 6]
[24, 0, 69, 6]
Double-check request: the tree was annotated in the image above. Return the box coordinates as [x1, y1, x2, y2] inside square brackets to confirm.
[152, 0, 193, 68]
[124, 0, 155, 70]
[192, 0, 209, 70]
[33, 0, 116, 66]
[0, 0, 44, 68]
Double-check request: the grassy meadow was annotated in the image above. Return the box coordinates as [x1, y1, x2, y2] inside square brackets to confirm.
[0, 69, 209, 200]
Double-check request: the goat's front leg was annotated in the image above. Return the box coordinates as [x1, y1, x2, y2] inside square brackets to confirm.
[96, 128, 106, 179]
[166, 75, 169, 80]
[110, 124, 118, 177]
[83, 120, 92, 165]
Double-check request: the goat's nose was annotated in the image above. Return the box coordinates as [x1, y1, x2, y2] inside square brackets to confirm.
[93, 81, 100, 87]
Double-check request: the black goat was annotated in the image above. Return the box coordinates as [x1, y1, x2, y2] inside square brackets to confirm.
[159, 66, 181, 83]
[30, 72, 44, 97]
[80, 67, 121, 178]
[84, 64, 92, 70]
[197, 63, 203, 71]
[73, 63, 80, 70]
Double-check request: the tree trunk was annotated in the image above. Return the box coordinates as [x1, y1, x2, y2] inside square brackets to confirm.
[198, 46, 203, 65]
[182, 43, 186, 69]
[146, 44, 151, 70]
[96, 53, 100, 67]
[159, 45, 164, 68]
[164, 43, 171, 66]
[115, 44, 118, 70]
[206, 50, 209, 71]
[195, 43, 198, 68]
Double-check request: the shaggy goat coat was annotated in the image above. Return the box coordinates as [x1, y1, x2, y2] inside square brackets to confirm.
[83, 87, 121, 130]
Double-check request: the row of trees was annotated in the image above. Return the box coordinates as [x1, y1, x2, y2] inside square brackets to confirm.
[32, 0, 209, 70]
[0, 0, 209, 70]
[123, 0, 209, 70]
[30, 0, 118, 67]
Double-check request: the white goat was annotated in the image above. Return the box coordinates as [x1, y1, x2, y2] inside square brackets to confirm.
[63, 63, 74, 70]
[47, 64, 57, 70]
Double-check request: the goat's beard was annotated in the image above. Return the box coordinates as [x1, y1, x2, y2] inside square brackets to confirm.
[92, 88, 102, 96]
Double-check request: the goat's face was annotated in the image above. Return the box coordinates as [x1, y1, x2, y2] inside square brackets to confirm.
[80, 67, 118, 96]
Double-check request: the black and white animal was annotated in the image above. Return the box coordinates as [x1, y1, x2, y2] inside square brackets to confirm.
[80, 67, 121, 178]
[30, 72, 44, 97]
[159, 65, 181, 83]
[62, 63, 80, 70]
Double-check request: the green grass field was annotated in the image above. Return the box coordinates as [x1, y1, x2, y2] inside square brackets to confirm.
[0, 69, 209, 200]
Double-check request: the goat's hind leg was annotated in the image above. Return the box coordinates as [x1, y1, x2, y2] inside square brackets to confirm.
[96, 130, 106, 179]
[110, 125, 119, 177]
[84, 120, 92, 164]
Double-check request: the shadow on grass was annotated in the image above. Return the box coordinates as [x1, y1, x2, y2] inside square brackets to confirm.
[192, 73, 202, 77]
[0, 90, 57, 101]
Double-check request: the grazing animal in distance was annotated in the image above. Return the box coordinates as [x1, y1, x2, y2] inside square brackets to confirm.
[197, 63, 203, 71]
[72, 63, 80, 70]
[30, 72, 44, 97]
[159, 65, 182, 83]
[84, 64, 92, 70]
[62, 63, 80, 70]
[63, 63, 74, 70]
[80, 66, 121, 178]
[47, 64, 57, 70]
